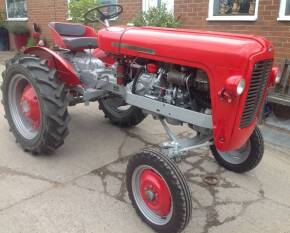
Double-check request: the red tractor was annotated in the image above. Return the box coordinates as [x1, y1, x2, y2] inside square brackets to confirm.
[1, 4, 279, 233]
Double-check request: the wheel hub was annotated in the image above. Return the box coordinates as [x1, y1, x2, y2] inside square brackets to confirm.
[20, 84, 40, 129]
[145, 190, 155, 202]
[140, 169, 171, 217]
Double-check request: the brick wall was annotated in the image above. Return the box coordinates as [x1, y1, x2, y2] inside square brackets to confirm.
[26, 0, 142, 43]
[27, 0, 69, 40]
[174, 0, 290, 65]
[2, 0, 290, 65]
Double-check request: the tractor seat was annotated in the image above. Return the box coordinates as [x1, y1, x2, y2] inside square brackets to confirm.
[62, 37, 97, 49]
[48, 22, 98, 50]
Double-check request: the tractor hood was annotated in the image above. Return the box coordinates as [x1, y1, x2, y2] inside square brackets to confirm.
[98, 26, 270, 70]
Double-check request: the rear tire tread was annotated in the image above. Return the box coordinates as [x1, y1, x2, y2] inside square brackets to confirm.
[1, 55, 70, 155]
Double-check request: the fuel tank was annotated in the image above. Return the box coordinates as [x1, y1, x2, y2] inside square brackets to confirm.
[98, 26, 268, 70]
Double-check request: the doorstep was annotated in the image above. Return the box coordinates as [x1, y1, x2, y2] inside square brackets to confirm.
[260, 124, 290, 151]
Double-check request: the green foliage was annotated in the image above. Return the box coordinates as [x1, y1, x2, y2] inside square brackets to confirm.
[0, 10, 6, 28]
[68, 0, 99, 23]
[9, 22, 30, 35]
[132, 4, 180, 28]
[26, 37, 36, 48]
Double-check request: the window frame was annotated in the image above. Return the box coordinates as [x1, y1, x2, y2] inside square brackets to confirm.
[278, 0, 290, 21]
[207, 0, 259, 21]
[5, 0, 28, 21]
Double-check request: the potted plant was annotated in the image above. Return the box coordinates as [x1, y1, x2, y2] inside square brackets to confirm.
[219, 0, 231, 15]
[0, 10, 9, 51]
[9, 22, 30, 50]
[249, 0, 256, 15]
[231, 0, 240, 14]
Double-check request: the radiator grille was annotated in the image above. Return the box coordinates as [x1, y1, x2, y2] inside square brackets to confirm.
[240, 60, 273, 128]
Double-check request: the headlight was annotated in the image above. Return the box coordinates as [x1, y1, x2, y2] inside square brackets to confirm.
[224, 75, 246, 97]
[236, 79, 246, 96]
[270, 66, 279, 86]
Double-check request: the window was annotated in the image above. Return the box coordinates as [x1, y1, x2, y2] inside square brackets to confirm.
[5, 0, 28, 21]
[207, 0, 259, 21]
[142, 0, 174, 13]
[278, 0, 290, 21]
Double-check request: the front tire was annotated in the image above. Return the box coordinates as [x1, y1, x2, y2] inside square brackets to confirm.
[210, 126, 264, 173]
[126, 149, 192, 233]
[1, 55, 70, 155]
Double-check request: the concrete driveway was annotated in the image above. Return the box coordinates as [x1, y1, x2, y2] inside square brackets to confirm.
[0, 54, 290, 233]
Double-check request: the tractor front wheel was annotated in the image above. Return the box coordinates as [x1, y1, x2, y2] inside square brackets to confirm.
[1, 55, 70, 155]
[210, 126, 264, 173]
[126, 149, 192, 233]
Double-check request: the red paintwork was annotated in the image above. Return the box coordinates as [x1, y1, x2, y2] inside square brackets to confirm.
[92, 48, 116, 65]
[146, 63, 158, 73]
[269, 66, 279, 86]
[24, 47, 80, 87]
[140, 169, 171, 217]
[26, 23, 275, 152]
[14, 33, 30, 49]
[49, 22, 98, 51]
[20, 84, 40, 129]
[98, 26, 274, 151]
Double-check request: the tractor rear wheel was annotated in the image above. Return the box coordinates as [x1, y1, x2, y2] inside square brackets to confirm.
[99, 95, 146, 127]
[210, 126, 264, 173]
[1, 55, 70, 155]
[126, 149, 192, 233]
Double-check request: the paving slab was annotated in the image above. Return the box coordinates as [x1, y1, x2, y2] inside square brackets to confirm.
[0, 53, 290, 233]
[0, 184, 152, 233]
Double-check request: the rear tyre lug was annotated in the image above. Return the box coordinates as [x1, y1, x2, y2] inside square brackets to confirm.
[2, 55, 70, 155]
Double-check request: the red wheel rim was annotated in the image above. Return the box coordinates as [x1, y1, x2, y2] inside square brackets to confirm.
[20, 84, 41, 129]
[139, 168, 172, 217]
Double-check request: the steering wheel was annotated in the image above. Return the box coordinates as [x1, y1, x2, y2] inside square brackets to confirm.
[84, 4, 123, 23]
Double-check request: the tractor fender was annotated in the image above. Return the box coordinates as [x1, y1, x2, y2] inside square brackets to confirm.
[24, 46, 81, 87]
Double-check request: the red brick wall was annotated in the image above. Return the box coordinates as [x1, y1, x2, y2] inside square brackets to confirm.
[27, 0, 69, 41]
[175, 0, 290, 65]
[26, 0, 142, 43]
[2, 0, 289, 65]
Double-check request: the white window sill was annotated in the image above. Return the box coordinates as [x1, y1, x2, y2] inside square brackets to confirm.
[207, 15, 257, 21]
[6, 18, 28, 22]
[277, 16, 290, 21]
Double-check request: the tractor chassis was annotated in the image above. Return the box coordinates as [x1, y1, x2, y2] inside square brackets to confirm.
[159, 119, 212, 159]
[75, 72, 213, 159]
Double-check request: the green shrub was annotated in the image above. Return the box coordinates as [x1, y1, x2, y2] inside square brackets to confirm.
[9, 23, 30, 35]
[0, 10, 6, 28]
[132, 4, 180, 28]
[68, 0, 99, 23]
[26, 37, 36, 48]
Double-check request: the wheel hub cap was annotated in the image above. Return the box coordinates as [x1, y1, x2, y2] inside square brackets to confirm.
[140, 169, 171, 217]
[20, 84, 40, 129]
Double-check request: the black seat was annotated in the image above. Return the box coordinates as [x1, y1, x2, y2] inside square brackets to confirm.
[63, 37, 98, 49]
[49, 22, 98, 50]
